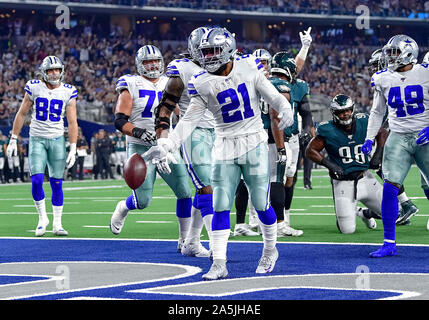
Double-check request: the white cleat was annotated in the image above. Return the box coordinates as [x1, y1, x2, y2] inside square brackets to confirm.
[202, 262, 228, 280]
[177, 238, 185, 253]
[427, 218, 429, 231]
[233, 223, 260, 236]
[256, 247, 279, 274]
[110, 200, 129, 235]
[35, 218, 49, 237]
[361, 216, 377, 230]
[181, 242, 210, 258]
[53, 226, 68, 236]
[277, 221, 303, 237]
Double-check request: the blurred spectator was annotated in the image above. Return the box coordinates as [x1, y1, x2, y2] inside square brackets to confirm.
[95, 129, 114, 180]
[71, 128, 89, 180]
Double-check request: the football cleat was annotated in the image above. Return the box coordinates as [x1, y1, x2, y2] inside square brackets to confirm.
[277, 221, 303, 237]
[177, 238, 185, 253]
[53, 226, 68, 236]
[396, 200, 419, 225]
[369, 242, 397, 258]
[233, 223, 260, 236]
[181, 242, 211, 258]
[202, 262, 228, 280]
[35, 217, 49, 237]
[256, 247, 279, 274]
[110, 200, 129, 235]
[360, 216, 377, 230]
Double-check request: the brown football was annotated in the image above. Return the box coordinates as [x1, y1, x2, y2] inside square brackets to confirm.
[123, 153, 147, 190]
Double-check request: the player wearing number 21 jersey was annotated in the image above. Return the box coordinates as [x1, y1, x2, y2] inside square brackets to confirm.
[363, 35, 429, 257]
[7, 55, 79, 237]
[144, 27, 293, 280]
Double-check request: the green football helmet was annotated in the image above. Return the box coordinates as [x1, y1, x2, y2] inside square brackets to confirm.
[330, 94, 355, 126]
[270, 51, 297, 81]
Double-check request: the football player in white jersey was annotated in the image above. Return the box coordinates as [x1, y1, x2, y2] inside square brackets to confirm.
[363, 35, 429, 257]
[144, 27, 293, 280]
[7, 56, 78, 236]
[155, 27, 214, 258]
[423, 52, 429, 64]
[367, 48, 420, 225]
[110, 45, 193, 252]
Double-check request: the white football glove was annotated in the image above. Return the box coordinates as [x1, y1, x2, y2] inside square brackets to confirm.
[276, 111, 293, 131]
[153, 152, 178, 175]
[276, 148, 287, 165]
[6, 134, 18, 158]
[66, 143, 77, 169]
[299, 27, 312, 48]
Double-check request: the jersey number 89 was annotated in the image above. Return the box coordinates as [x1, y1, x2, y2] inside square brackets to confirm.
[35, 97, 63, 122]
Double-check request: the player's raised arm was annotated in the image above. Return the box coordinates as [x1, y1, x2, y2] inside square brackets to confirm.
[295, 27, 312, 74]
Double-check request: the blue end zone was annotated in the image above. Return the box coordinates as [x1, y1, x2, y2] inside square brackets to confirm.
[0, 275, 49, 285]
[0, 238, 428, 300]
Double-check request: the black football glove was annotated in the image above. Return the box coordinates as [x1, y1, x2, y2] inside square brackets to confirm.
[299, 131, 312, 147]
[132, 127, 157, 146]
[321, 158, 344, 180]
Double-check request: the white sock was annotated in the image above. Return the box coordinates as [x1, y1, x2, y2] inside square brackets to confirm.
[177, 217, 191, 240]
[52, 205, 63, 228]
[185, 206, 204, 244]
[202, 214, 213, 249]
[211, 229, 230, 261]
[259, 222, 277, 254]
[284, 209, 290, 225]
[34, 199, 48, 222]
[398, 192, 409, 203]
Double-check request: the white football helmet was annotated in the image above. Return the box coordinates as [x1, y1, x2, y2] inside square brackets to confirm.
[40, 56, 64, 85]
[188, 27, 211, 62]
[135, 45, 164, 78]
[198, 27, 236, 73]
[382, 35, 418, 71]
[423, 51, 429, 64]
[252, 48, 272, 74]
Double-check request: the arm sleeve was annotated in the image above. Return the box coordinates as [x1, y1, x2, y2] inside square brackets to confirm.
[256, 72, 293, 127]
[168, 94, 206, 148]
[297, 95, 313, 131]
[366, 88, 387, 142]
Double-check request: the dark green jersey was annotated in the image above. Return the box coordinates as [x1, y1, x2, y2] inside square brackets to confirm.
[283, 79, 310, 137]
[113, 136, 126, 152]
[316, 113, 370, 174]
[0, 140, 5, 157]
[261, 76, 291, 130]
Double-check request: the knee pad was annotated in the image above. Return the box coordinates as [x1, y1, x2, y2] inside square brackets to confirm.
[49, 178, 63, 206]
[213, 185, 233, 213]
[31, 173, 45, 202]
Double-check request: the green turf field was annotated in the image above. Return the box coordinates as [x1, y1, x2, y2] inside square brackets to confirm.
[0, 166, 428, 245]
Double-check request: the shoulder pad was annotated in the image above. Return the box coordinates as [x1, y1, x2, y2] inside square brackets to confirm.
[269, 77, 291, 93]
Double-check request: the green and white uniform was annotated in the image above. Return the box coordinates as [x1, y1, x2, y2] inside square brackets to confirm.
[317, 113, 383, 233]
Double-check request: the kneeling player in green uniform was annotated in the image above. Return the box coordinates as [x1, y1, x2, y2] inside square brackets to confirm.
[305, 94, 402, 234]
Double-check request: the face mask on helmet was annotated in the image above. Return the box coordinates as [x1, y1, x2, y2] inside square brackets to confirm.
[368, 49, 386, 75]
[330, 95, 355, 126]
[271, 52, 297, 82]
[382, 35, 418, 71]
[40, 56, 64, 85]
[252, 49, 272, 74]
[198, 28, 236, 74]
[188, 27, 211, 62]
[136, 45, 164, 78]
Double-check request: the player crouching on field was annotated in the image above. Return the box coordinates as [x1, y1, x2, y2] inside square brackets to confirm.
[305, 94, 399, 234]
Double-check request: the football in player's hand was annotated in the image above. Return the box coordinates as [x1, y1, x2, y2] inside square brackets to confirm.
[123, 153, 147, 190]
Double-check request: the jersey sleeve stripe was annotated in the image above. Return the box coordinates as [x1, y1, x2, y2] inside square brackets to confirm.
[188, 83, 195, 88]
[70, 94, 78, 99]
[188, 89, 198, 95]
[166, 70, 180, 76]
[24, 89, 32, 95]
[117, 82, 128, 87]
[257, 64, 264, 70]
